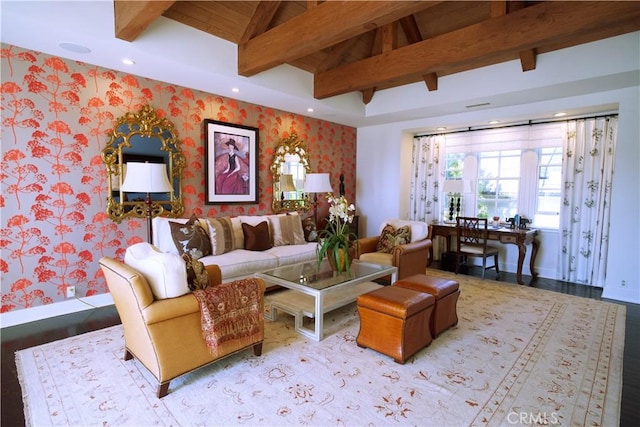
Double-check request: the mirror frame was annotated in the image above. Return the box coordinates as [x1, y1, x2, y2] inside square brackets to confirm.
[270, 132, 311, 213]
[102, 105, 186, 223]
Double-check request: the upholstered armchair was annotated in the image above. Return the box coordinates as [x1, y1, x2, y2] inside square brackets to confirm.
[99, 256, 265, 398]
[355, 219, 432, 283]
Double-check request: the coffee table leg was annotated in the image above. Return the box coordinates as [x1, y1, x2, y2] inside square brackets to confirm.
[315, 293, 323, 341]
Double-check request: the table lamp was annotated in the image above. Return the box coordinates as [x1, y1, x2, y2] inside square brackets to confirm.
[303, 173, 333, 226]
[279, 174, 296, 201]
[121, 162, 173, 242]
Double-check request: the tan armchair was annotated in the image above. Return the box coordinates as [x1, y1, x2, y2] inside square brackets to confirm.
[355, 219, 432, 283]
[99, 257, 265, 398]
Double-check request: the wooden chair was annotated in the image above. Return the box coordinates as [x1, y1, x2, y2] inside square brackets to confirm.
[455, 217, 500, 279]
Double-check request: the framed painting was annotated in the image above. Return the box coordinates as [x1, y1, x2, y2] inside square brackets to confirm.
[204, 119, 259, 204]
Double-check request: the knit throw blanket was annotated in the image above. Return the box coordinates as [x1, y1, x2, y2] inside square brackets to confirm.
[193, 278, 262, 354]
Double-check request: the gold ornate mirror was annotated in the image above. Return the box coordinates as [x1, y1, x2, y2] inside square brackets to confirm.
[271, 132, 311, 213]
[102, 105, 185, 223]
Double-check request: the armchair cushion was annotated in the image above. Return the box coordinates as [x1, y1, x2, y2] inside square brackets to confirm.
[182, 254, 210, 291]
[379, 219, 428, 243]
[124, 242, 190, 299]
[169, 214, 211, 259]
[376, 224, 411, 253]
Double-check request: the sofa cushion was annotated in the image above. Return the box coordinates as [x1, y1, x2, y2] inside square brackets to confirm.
[169, 214, 211, 259]
[376, 223, 411, 253]
[124, 242, 190, 299]
[206, 216, 236, 255]
[302, 217, 318, 242]
[153, 216, 209, 255]
[270, 213, 306, 246]
[182, 253, 209, 291]
[267, 242, 318, 266]
[198, 250, 278, 279]
[242, 221, 272, 251]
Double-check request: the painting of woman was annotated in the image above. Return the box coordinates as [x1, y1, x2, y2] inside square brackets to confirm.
[215, 137, 249, 195]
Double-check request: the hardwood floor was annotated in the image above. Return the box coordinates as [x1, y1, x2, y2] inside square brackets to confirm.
[2, 268, 638, 426]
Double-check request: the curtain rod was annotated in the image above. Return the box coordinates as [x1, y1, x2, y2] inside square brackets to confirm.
[415, 112, 618, 138]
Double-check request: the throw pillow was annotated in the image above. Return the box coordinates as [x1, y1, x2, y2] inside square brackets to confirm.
[270, 213, 306, 246]
[242, 221, 272, 251]
[124, 242, 190, 299]
[169, 213, 211, 259]
[376, 223, 411, 253]
[182, 253, 209, 291]
[302, 217, 318, 242]
[207, 216, 236, 255]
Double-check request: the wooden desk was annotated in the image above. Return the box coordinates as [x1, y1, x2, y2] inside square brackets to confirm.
[430, 223, 540, 286]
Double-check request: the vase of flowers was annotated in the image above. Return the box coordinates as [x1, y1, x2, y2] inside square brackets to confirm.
[317, 194, 358, 273]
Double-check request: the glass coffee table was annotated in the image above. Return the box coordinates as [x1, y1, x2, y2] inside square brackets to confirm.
[257, 259, 397, 341]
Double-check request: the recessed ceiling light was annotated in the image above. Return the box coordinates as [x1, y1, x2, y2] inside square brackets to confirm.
[307, 108, 314, 113]
[231, 87, 240, 93]
[553, 112, 567, 117]
[122, 58, 135, 65]
[436, 127, 446, 131]
[489, 120, 500, 125]
[58, 42, 91, 54]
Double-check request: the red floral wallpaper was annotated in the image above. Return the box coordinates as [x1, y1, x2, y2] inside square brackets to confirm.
[0, 44, 357, 314]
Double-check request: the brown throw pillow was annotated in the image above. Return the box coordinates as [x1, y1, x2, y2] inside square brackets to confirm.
[169, 214, 211, 259]
[302, 216, 318, 242]
[376, 224, 411, 253]
[182, 253, 209, 291]
[242, 221, 272, 251]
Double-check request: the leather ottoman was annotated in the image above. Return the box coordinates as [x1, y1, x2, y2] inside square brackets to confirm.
[394, 274, 460, 338]
[356, 286, 435, 364]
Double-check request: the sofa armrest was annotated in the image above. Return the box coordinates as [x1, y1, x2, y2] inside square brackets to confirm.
[142, 276, 265, 326]
[355, 236, 380, 258]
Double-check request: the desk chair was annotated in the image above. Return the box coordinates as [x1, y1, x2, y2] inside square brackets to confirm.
[455, 217, 500, 279]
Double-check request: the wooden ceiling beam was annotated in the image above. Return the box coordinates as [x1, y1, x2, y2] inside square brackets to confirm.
[519, 48, 537, 72]
[114, 0, 175, 42]
[238, 1, 440, 76]
[314, 1, 640, 99]
[239, 1, 282, 44]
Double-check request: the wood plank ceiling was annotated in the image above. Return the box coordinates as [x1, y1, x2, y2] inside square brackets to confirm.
[115, 1, 640, 105]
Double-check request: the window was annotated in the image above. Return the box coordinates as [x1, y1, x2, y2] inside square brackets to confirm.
[477, 150, 520, 219]
[442, 122, 565, 228]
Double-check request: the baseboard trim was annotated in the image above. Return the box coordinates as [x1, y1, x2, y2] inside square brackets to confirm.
[0, 293, 115, 329]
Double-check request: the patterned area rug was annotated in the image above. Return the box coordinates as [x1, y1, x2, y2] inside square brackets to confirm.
[16, 269, 625, 426]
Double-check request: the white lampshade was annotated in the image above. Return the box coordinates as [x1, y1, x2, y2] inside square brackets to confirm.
[304, 173, 333, 193]
[120, 162, 173, 193]
[279, 174, 296, 192]
[443, 179, 471, 194]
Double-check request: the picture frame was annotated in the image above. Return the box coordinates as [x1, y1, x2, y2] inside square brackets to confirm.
[204, 119, 259, 204]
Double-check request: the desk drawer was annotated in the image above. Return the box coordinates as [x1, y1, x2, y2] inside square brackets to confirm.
[500, 235, 518, 244]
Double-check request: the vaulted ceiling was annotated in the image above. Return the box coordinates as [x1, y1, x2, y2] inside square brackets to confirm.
[115, 1, 640, 105]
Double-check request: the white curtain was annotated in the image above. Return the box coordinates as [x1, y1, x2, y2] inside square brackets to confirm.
[409, 135, 445, 259]
[409, 135, 444, 223]
[558, 116, 617, 286]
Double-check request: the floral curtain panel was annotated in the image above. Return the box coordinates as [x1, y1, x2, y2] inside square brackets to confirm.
[559, 116, 617, 287]
[409, 135, 445, 224]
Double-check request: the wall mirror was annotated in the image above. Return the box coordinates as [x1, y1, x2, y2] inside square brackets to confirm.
[270, 132, 311, 213]
[102, 105, 186, 223]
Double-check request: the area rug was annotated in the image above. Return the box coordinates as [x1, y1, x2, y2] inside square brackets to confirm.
[16, 270, 625, 426]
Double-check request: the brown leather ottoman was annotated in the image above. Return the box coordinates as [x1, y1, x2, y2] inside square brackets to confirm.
[394, 274, 460, 338]
[356, 286, 435, 364]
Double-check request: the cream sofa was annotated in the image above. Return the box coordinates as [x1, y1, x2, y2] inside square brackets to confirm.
[152, 214, 318, 282]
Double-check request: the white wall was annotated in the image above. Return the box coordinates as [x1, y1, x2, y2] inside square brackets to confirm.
[357, 92, 639, 302]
